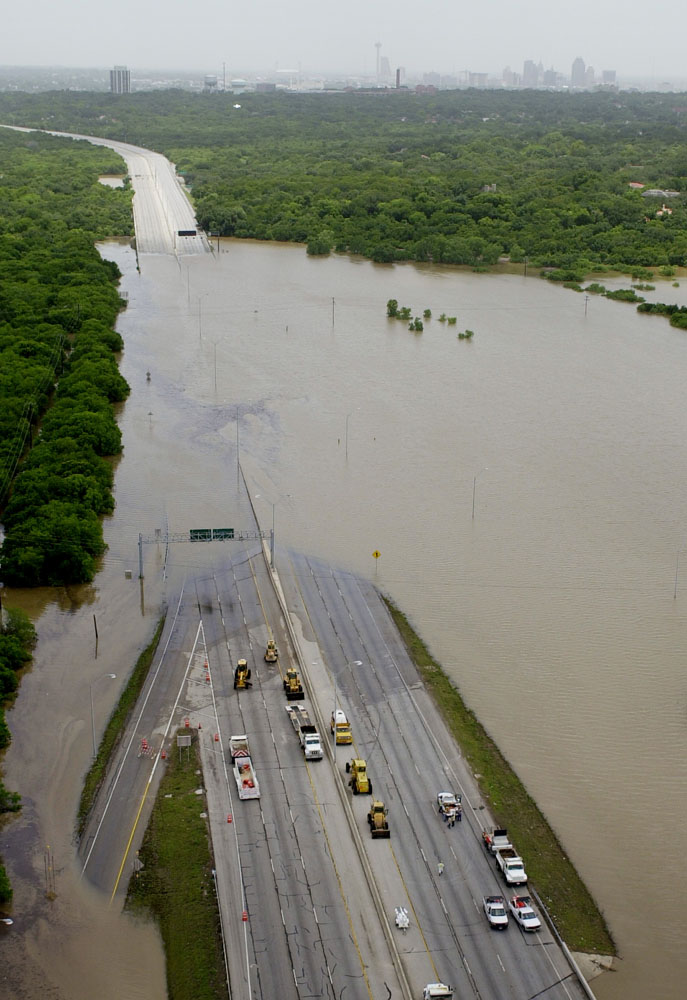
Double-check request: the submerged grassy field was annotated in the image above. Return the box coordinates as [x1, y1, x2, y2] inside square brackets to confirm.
[383, 596, 615, 955]
[126, 736, 228, 1000]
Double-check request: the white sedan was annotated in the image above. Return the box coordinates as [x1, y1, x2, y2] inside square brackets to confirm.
[508, 895, 542, 931]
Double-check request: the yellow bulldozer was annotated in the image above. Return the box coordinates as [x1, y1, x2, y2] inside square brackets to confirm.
[345, 758, 372, 795]
[367, 800, 390, 838]
[283, 667, 305, 700]
[264, 639, 278, 663]
[234, 659, 252, 690]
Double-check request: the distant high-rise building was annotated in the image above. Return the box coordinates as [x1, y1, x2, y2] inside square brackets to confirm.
[523, 60, 539, 87]
[110, 65, 130, 94]
[380, 56, 391, 81]
[542, 68, 558, 88]
[585, 65, 595, 88]
[602, 69, 617, 85]
[571, 57, 585, 88]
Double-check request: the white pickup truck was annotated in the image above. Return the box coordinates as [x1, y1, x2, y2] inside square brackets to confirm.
[495, 847, 528, 886]
[422, 985, 453, 999]
[483, 895, 509, 929]
[509, 895, 541, 931]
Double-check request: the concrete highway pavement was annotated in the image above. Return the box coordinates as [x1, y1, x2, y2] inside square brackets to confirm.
[278, 552, 593, 1000]
[1, 125, 209, 255]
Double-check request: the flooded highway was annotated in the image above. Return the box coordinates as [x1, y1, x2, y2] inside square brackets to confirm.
[2, 225, 687, 997]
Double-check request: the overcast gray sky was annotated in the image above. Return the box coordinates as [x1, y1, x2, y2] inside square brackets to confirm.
[3, 0, 686, 82]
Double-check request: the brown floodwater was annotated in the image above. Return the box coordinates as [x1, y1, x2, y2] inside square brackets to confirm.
[2, 238, 687, 999]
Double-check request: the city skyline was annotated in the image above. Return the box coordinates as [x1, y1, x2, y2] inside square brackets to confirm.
[2, 0, 686, 83]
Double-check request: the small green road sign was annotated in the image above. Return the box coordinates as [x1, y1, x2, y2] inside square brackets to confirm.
[190, 529, 212, 542]
[212, 528, 234, 540]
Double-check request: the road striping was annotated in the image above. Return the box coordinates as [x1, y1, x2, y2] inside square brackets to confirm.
[108, 620, 204, 902]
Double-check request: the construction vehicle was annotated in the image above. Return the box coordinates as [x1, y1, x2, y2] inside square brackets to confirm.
[264, 639, 278, 662]
[345, 758, 372, 795]
[283, 667, 305, 700]
[229, 735, 260, 799]
[330, 708, 352, 744]
[482, 828, 513, 854]
[495, 847, 528, 886]
[367, 799, 390, 838]
[234, 659, 252, 690]
[285, 704, 323, 760]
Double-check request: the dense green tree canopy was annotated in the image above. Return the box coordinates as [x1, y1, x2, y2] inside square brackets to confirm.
[1, 88, 685, 274]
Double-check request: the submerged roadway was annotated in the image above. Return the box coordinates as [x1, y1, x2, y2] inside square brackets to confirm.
[55, 130, 595, 1000]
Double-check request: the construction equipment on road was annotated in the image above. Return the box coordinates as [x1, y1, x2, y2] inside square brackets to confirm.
[283, 666, 305, 700]
[264, 639, 278, 662]
[394, 906, 409, 932]
[367, 799, 390, 838]
[229, 735, 260, 799]
[234, 659, 252, 689]
[345, 758, 372, 795]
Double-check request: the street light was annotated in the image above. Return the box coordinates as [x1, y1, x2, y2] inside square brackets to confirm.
[255, 494, 292, 571]
[90, 673, 116, 758]
[472, 467, 488, 520]
[345, 408, 360, 460]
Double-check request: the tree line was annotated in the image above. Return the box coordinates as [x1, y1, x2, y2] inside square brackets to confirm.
[1, 88, 686, 276]
[0, 128, 132, 903]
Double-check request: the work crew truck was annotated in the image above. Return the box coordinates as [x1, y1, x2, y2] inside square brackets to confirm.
[285, 705, 323, 760]
[229, 735, 260, 799]
[495, 847, 528, 885]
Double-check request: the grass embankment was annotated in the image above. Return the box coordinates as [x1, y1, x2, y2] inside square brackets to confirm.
[126, 736, 228, 1000]
[77, 615, 165, 833]
[384, 597, 615, 956]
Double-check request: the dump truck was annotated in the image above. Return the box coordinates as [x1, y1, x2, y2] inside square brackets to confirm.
[345, 758, 372, 794]
[367, 799, 390, 838]
[229, 735, 260, 799]
[330, 708, 352, 745]
[264, 639, 278, 662]
[283, 667, 305, 700]
[285, 704, 323, 760]
[233, 659, 252, 690]
[495, 847, 528, 886]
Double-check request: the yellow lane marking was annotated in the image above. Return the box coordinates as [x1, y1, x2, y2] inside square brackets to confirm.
[247, 553, 284, 683]
[109, 767, 156, 904]
[389, 840, 440, 981]
[304, 762, 375, 1000]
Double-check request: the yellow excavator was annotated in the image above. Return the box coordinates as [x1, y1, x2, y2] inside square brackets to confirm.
[234, 659, 252, 690]
[283, 667, 305, 700]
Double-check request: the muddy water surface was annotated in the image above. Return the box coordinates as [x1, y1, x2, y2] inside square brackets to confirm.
[2, 240, 687, 999]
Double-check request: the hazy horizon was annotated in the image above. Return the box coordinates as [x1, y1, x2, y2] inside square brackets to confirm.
[3, 0, 686, 83]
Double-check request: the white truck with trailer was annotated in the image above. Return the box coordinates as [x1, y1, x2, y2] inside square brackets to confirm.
[482, 828, 513, 854]
[285, 704, 323, 760]
[229, 735, 260, 799]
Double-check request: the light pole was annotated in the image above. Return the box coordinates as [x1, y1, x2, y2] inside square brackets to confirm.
[90, 673, 116, 758]
[345, 408, 359, 460]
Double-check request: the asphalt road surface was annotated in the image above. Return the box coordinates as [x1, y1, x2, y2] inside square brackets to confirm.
[79, 533, 592, 1000]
